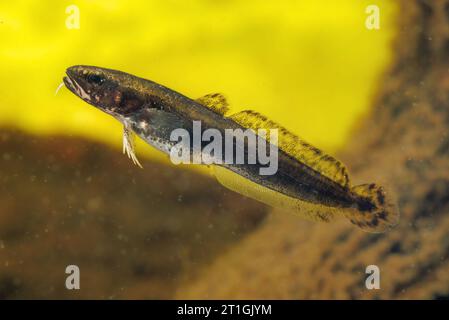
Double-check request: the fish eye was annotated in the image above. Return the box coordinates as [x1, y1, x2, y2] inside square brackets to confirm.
[88, 74, 105, 85]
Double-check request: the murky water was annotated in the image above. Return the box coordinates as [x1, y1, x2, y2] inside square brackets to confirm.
[2, 1, 448, 300]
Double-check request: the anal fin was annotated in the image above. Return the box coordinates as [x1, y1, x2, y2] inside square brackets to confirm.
[213, 165, 340, 223]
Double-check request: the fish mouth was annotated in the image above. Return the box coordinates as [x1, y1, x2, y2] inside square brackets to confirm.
[64, 70, 121, 120]
[63, 72, 92, 102]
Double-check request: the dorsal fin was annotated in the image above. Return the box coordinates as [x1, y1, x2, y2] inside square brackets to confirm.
[196, 93, 229, 115]
[229, 110, 350, 188]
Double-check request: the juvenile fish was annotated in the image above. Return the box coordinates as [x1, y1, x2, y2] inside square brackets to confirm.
[62, 65, 399, 232]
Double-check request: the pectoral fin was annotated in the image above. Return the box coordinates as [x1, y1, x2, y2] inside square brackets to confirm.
[123, 123, 143, 168]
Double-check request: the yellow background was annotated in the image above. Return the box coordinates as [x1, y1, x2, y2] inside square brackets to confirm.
[0, 0, 396, 164]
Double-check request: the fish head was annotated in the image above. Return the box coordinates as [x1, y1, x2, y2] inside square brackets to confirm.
[64, 65, 150, 119]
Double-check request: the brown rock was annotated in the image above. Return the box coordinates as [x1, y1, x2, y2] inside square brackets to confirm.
[176, 0, 449, 299]
[0, 129, 267, 299]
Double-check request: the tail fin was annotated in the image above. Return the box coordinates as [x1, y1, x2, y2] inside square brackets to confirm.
[347, 183, 399, 233]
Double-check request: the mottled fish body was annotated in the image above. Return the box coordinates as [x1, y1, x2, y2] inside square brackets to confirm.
[63, 65, 399, 232]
